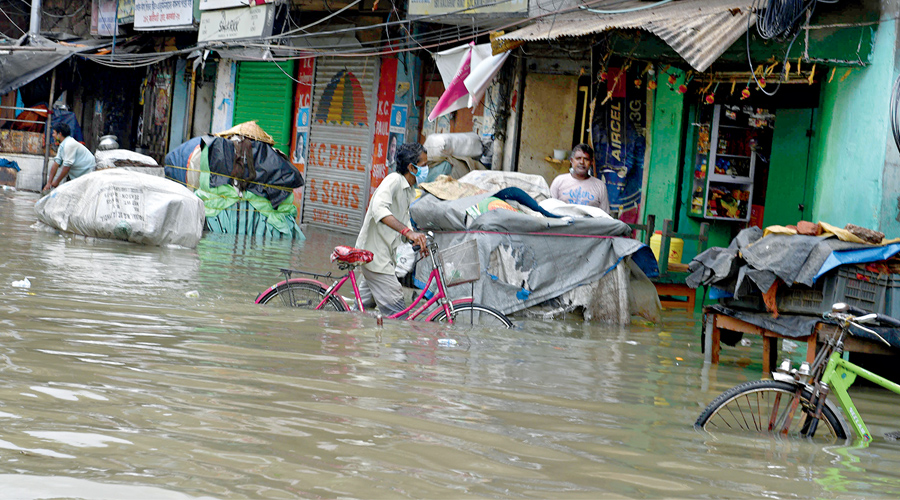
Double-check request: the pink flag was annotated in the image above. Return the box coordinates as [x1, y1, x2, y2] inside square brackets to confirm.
[428, 46, 474, 122]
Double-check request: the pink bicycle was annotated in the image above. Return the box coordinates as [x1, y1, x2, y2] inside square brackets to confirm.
[254, 232, 513, 328]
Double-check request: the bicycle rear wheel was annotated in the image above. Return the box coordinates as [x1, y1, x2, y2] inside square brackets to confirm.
[256, 281, 348, 311]
[429, 302, 513, 328]
[695, 380, 848, 441]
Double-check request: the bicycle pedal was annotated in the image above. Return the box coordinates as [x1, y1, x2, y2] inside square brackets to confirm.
[884, 431, 900, 441]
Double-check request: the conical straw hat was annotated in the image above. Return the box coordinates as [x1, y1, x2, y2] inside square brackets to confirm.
[214, 120, 274, 145]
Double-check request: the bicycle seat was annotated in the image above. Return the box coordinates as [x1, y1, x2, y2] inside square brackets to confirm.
[330, 246, 374, 265]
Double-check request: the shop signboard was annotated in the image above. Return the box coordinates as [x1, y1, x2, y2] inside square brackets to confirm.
[91, 0, 119, 36]
[134, 0, 195, 30]
[368, 59, 398, 199]
[408, 0, 528, 16]
[592, 62, 647, 222]
[198, 3, 275, 42]
[199, 0, 275, 9]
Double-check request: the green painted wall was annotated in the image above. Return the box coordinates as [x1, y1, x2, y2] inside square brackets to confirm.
[644, 68, 686, 228]
[764, 109, 815, 228]
[810, 20, 895, 230]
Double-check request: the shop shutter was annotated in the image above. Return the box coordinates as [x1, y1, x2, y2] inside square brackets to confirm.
[302, 57, 379, 234]
[233, 61, 295, 154]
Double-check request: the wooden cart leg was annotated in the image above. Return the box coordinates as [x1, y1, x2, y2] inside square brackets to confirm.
[806, 334, 817, 365]
[710, 317, 721, 364]
[762, 336, 776, 374]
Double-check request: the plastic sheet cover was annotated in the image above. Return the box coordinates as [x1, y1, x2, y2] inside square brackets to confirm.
[410, 192, 658, 316]
[34, 169, 205, 248]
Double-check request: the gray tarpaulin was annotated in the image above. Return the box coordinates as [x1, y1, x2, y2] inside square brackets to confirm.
[0, 35, 102, 96]
[410, 193, 659, 315]
[687, 227, 873, 293]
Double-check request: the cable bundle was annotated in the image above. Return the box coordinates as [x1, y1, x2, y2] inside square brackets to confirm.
[755, 0, 809, 39]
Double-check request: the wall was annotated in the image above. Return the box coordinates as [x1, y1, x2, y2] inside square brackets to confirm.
[516, 73, 578, 184]
[881, 5, 900, 239]
[811, 18, 896, 231]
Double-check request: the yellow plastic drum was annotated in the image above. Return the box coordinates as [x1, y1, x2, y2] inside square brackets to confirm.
[650, 233, 684, 264]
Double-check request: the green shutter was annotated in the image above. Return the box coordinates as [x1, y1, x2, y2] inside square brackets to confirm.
[233, 61, 295, 154]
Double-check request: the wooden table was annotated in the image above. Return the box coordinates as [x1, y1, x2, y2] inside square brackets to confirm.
[703, 311, 896, 373]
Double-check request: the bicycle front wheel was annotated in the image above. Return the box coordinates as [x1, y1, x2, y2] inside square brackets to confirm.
[695, 380, 848, 441]
[429, 302, 513, 328]
[256, 281, 348, 312]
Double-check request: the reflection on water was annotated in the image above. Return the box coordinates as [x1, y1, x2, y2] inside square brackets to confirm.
[2, 189, 900, 499]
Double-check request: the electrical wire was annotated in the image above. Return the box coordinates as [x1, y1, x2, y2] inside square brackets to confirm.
[580, 0, 674, 15]
[746, 0, 828, 96]
[1, 4, 27, 35]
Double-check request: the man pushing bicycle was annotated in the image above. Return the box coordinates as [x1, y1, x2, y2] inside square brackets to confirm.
[354, 142, 430, 315]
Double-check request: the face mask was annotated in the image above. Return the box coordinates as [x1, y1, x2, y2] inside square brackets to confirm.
[414, 164, 429, 184]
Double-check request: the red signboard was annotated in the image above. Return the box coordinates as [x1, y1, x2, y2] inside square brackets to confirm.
[368, 57, 398, 200]
[290, 57, 315, 221]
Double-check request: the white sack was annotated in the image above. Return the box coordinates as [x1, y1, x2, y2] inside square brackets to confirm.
[34, 169, 205, 248]
[424, 132, 483, 159]
[458, 170, 552, 201]
[94, 149, 164, 177]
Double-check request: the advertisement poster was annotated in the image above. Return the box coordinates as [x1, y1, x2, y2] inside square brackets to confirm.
[591, 62, 647, 221]
[387, 104, 407, 169]
[368, 58, 398, 198]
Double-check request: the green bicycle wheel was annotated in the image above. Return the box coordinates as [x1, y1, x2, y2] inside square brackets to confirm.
[695, 379, 849, 441]
[257, 281, 348, 312]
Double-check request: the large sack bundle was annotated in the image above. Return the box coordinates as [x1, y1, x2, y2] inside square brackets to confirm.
[34, 169, 205, 248]
[94, 149, 164, 177]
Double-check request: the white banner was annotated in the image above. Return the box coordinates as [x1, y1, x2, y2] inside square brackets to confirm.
[198, 4, 275, 42]
[134, 0, 195, 30]
[199, 0, 275, 11]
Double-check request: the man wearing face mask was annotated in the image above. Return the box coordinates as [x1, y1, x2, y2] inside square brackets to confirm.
[550, 143, 610, 213]
[354, 142, 430, 315]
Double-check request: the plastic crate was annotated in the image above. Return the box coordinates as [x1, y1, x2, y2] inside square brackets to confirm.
[438, 239, 481, 286]
[884, 274, 900, 318]
[777, 267, 886, 315]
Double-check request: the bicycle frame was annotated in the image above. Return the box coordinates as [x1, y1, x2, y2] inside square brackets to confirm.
[821, 352, 900, 441]
[313, 244, 458, 322]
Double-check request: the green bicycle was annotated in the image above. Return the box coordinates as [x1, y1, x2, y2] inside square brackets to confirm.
[695, 303, 900, 442]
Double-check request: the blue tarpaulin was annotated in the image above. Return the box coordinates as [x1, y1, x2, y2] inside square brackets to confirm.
[0, 159, 20, 171]
[814, 243, 900, 280]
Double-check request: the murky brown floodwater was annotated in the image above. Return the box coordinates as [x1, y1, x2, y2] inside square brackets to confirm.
[2, 188, 900, 499]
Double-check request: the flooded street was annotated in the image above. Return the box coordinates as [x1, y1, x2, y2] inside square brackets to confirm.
[2, 188, 900, 499]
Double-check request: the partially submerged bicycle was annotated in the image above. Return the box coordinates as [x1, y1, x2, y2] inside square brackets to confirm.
[695, 302, 900, 443]
[255, 232, 513, 328]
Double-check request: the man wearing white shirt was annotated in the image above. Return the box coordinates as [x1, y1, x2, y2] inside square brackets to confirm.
[355, 143, 429, 315]
[43, 123, 95, 191]
[550, 144, 610, 213]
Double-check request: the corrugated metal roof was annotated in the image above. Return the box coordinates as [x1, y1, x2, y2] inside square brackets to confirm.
[498, 0, 757, 72]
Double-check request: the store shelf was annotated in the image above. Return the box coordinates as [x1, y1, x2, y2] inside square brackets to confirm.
[716, 153, 751, 159]
[709, 173, 753, 184]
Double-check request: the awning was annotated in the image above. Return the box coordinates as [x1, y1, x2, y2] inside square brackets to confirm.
[497, 0, 756, 73]
[0, 34, 103, 96]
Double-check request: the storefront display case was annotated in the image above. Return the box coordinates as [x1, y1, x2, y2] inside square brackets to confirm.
[690, 104, 771, 222]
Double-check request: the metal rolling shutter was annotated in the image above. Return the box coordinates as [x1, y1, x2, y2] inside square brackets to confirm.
[233, 61, 295, 154]
[302, 57, 378, 234]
